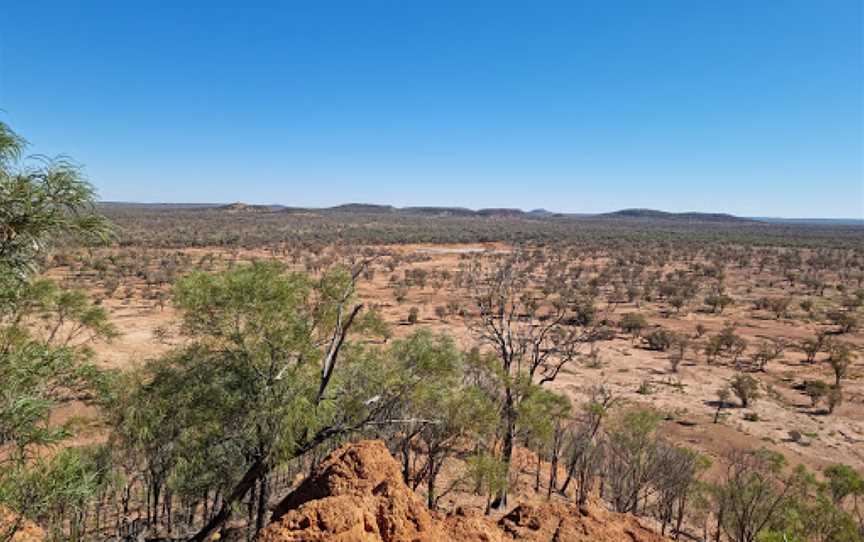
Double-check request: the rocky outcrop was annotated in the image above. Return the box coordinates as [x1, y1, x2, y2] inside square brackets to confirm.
[259, 440, 668, 542]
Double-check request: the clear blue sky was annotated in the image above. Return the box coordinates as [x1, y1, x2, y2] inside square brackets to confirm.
[1, 1, 862, 217]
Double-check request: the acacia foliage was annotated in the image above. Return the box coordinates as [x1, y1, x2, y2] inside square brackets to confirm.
[0, 120, 113, 542]
[108, 260, 397, 539]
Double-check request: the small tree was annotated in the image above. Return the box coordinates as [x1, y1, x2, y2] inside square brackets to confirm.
[714, 387, 731, 423]
[750, 338, 785, 372]
[705, 337, 723, 365]
[669, 295, 688, 314]
[516, 387, 571, 494]
[466, 453, 508, 515]
[604, 409, 663, 514]
[646, 328, 674, 351]
[407, 306, 420, 325]
[730, 374, 761, 408]
[827, 341, 855, 388]
[826, 385, 843, 414]
[668, 333, 690, 373]
[803, 380, 829, 408]
[768, 297, 791, 319]
[559, 385, 617, 504]
[654, 445, 709, 537]
[704, 293, 733, 314]
[823, 464, 863, 505]
[729, 336, 749, 368]
[385, 330, 498, 510]
[619, 312, 648, 341]
[714, 449, 802, 542]
[827, 310, 858, 334]
[799, 335, 824, 363]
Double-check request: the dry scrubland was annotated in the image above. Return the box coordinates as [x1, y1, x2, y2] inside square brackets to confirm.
[56, 209, 864, 475]
[23, 203, 861, 541]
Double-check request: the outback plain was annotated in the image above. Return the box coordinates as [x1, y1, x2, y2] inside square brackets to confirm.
[18, 200, 860, 541]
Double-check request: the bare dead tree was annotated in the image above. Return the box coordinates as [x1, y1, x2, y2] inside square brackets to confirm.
[464, 251, 593, 507]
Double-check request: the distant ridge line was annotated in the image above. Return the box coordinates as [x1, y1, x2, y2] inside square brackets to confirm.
[96, 202, 862, 224]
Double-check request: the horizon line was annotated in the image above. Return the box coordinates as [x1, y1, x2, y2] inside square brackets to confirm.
[96, 200, 864, 223]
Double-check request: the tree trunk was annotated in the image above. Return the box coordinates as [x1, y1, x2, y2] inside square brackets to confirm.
[152, 482, 161, 527]
[401, 438, 412, 485]
[426, 462, 439, 510]
[674, 494, 686, 540]
[547, 436, 559, 499]
[714, 505, 724, 542]
[534, 451, 541, 492]
[559, 461, 575, 495]
[256, 474, 269, 535]
[165, 491, 173, 533]
[187, 424, 342, 541]
[246, 481, 256, 542]
[202, 491, 209, 523]
[187, 458, 266, 542]
[492, 388, 515, 509]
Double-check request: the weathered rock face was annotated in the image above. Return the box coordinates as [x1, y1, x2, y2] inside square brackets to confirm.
[259, 440, 668, 542]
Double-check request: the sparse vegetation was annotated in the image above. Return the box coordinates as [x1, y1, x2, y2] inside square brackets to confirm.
[730, 374, 761, 408]
[3, 119, 864, 541]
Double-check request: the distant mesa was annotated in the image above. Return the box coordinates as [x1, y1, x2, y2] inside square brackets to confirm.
[327, 203, 396, 214]
[219, 202, 280, 213]
[401, 206, 476, 217]
[476, 208, 525, 217]
[100, 201, 781, 224]
[324, 204, 529, 218]
[317, 205, 753, 222]
[602, 208, 754, 223]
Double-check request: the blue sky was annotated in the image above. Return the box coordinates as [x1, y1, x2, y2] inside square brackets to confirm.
[1, 1, 862, 217]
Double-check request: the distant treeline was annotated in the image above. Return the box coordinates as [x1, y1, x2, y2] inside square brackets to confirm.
[96, 202, 864, 249]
